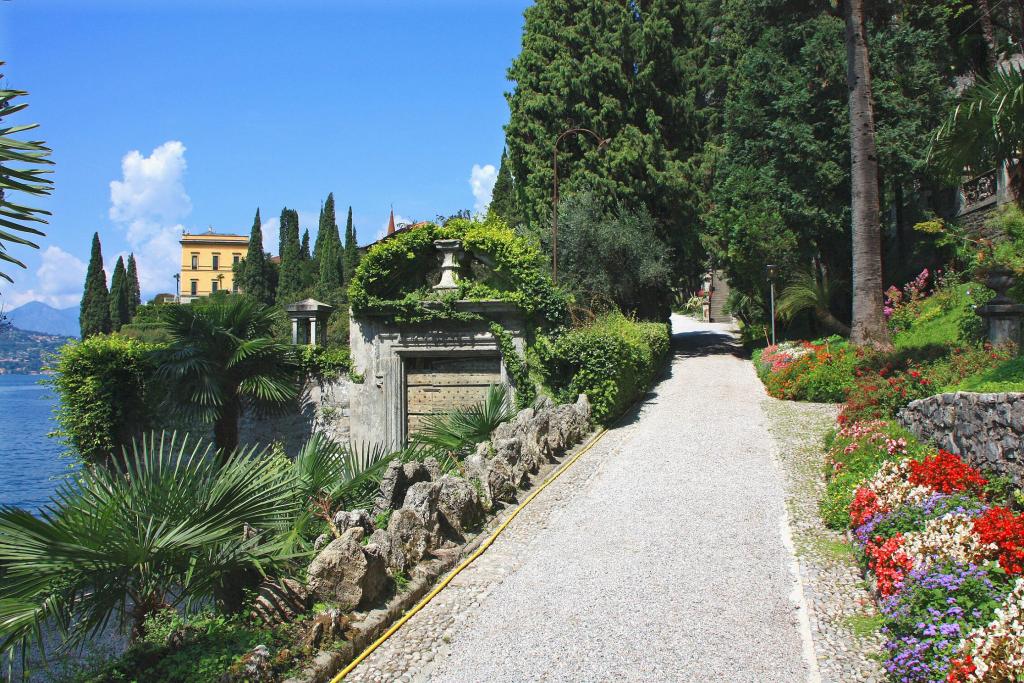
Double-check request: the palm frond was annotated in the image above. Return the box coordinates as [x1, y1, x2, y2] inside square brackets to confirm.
[413, 384, 514, 454]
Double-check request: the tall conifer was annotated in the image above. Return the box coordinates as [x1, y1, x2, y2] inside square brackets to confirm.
[79, 232, 111, 338]
[489, 149, 520, 227]
[108, 256, 129, 331]
[300, 229, 311, 260]
[276, 207, 303, 302]
[125, 253, 141, 316]
[342, 205, 359, 283]
[238, 209, 273, 305]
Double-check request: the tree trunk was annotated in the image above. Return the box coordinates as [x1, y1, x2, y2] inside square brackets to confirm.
[213, 399, 240, 459]
[979, 0, 999, 69]
[844, 0, 893, 350]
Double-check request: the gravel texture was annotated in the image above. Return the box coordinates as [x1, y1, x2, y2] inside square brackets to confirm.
[763, 397, 886, 682]
[346, 316, 814, 682]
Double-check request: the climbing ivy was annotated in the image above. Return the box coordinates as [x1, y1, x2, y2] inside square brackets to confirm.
[490, 322, 536, 410]
[348, 217, 568, 327]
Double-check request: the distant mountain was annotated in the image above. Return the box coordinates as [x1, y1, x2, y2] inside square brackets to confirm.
[0, 326, 73, 374]
[4, 301, 79, 338]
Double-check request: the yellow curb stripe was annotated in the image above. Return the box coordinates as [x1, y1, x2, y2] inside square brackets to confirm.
[330, 426, 611, 682]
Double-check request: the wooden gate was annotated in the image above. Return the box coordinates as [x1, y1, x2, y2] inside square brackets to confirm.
[405, 356, 502, 435]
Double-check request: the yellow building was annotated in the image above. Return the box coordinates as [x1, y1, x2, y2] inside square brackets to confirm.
[179, 229, 249, 302]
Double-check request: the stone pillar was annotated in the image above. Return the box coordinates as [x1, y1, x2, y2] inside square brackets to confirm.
[310, 318, 318, 348]
[977, 267, 1024, 347]
[291, 318, 298, 345]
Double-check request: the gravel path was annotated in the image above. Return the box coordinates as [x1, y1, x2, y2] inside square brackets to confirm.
[345, 316, 815, 682]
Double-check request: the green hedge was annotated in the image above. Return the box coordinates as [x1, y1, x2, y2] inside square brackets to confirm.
[48, 334, 163, 466]
[541, 312, 670, 423]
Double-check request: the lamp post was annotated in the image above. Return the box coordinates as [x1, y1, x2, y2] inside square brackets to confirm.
[552, 127, 609, 283]
[766, 264, 778, 345]
[173, 273, 180, 303]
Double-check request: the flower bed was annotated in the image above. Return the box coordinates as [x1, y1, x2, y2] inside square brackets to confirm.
[828, 419, 1024, 681]
[753, 336, 856, 402]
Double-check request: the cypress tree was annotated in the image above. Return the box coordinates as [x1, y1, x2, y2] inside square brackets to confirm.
[125, 253, 141, 316]
[79, 232, 111, 338]
[314, 193, 340, 264]
[300, 229, 311, 261]
[342, 205, 359, 284]
[488, 148, 520, 227]
[108, 256, 129, 331]
[317, 233, 343, 297]
[504, 0, 704, 279]
[238, 209, 274, 305]
[276, 207, 303, 302]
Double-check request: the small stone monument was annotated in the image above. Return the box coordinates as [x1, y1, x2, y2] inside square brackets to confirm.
[976, 267, 1024, 346]
[432, 239, 463, 292]
[285, 298, 334, 347]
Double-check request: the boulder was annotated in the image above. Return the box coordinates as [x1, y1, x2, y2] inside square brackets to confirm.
[402, 481, 444, 546]
[301, 608, 349, 652]
[387, 507, 434, 565]
[306, 528, 388, 611]
[436, 475, 483, 540]
[251, 578, 310, 625]
[575, 394, 592, 424]
[366, 528, 409, 574]
[312, 533, 331, 552]
[332, 509, 372, 537]
[462, 449, 493, 510]
[372, 459, 431, 517]
[487, 454, 519, 504]
[423, 456, 443, 481]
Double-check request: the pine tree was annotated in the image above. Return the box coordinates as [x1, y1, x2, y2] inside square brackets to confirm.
[125, 253, 141, 316]
[300, 229, 311, 260]
[79, 232, 111, 338]
[343, 205, 359, 284]
[488, 148, 520, 228]
[238, 209, 274, 305]
[108, 256, 129, 331]
[276, 207, 303, 302]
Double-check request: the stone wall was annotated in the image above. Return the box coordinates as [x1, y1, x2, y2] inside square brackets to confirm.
[238, 376, 352, 454]
[899, 392, 1024, 483]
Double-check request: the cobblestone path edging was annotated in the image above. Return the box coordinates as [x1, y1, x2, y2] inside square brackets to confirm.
[763, 397, 886, 683]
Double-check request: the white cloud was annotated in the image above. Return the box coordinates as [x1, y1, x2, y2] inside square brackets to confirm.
[108, 141, 192, 295]
[259, 210, 317, 256]
[469, 163, 497, 214]
[2, 246, 86, 308]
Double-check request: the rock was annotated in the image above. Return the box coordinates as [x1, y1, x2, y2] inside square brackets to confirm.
[423, 456, 443, 481]
[332, 509, 372, 536]
[387, 507, 433, 564]
[313, 533, 331, 552]
[366, 528, 409, 574]
[306, 528, 388, 611]
[575, 394, 592, 424]
[251, 578, 309, 625]
[372, 459, 431, 517]
[221, 644, 274, 683]
[487, 454, 519, 504]
[402, 481, 444, 545]
[301, 608, 349, 651]
[436, 475, 483, 540]
[462, 449, 493, 510]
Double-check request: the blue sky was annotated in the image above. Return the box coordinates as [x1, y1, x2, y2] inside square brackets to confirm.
[0, 0, 530, 307]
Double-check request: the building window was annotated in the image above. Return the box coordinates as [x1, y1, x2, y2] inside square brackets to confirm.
[191, 254, 198, 270]
[233, 254, 240, 265]
[211, 280, 219, 293]
[212, 254, 220, 271]
[190, 280, 197, 296]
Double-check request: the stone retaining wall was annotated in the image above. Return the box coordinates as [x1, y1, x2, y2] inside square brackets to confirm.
[898, 392, 1024, 482]
[238, 376, 352, 454]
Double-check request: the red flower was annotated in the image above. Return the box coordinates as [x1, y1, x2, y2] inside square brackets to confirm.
[865, 534, 914, 596]
[908, 450, 988, 495]
[974, 506, 1024, 575]
[849, 487, 882, 527]
[947, 654, 976, 683]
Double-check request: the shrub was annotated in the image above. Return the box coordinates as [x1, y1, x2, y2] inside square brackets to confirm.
[754, 337, 855, 402]
[541, 311, 669, 423]
[47, 334, 161, 465]
[299, 345, 351, 380]
[954, 356, 1024, 393]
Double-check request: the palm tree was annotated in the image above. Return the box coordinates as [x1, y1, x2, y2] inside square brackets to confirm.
[155, 296, 299, 455]
[776, 269, 850, 336]
[844, 0, 892, 349]
[413, 384, 515, 454]
[0, 432, 299, 662]
[0, 62, 53, 284]
[931, 64, 1024, 207]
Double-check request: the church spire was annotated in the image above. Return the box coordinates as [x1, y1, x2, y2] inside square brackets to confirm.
[387, 208, 396, 235]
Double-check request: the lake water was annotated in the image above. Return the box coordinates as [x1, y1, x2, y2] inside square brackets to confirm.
[0, 374, 70, 510]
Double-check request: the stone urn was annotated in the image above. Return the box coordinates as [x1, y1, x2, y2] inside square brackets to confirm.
[985, 266, 1018, 305]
